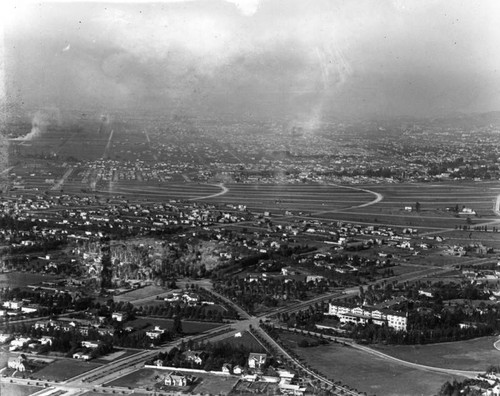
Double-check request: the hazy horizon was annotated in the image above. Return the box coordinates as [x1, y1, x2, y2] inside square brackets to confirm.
[2, 0, 500, 122]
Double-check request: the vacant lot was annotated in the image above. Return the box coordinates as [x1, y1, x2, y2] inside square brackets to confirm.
[105, 367, 238, 395]
[0, 383, 42, 396]
[114, 285, 167, 302]
[31, 359, 102, 381]
[373, 336, 500, 372]
[128, 317, 222, 334]
[0, 272, 62, 289]
[217, 331, 266, 353]
[278, 330, 328, 348]
[288, 342, 465, 396]
[192, 374, 240, 395]
[105, 367, 165, 389]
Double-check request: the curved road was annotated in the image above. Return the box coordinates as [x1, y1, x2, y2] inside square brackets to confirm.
[311, 183, 383, 215]
[189, 183, 229, 201]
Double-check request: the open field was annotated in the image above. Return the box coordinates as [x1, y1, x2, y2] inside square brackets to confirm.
[105, 367, 239, 395]
[128, 317, 222, 334]
[95, 181, 222, 200]
[372, 336, 500, 372]
[114, 285, 167, 302]
[0, 383, 43, 396]
[217, 331, 267, 353]
[31, 359, 103, 381]
[285, 341, 464, 396]
[104, 368, 165, 389]
[0, 272, 63, 289]
[192, 374, 240, 395]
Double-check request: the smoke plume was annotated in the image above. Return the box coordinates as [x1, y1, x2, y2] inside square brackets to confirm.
[22, 108, 61, 141]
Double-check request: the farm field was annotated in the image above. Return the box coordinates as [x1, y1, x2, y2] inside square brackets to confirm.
[30, 359, 102, 381]
[284, 341, 464, 396]
[372, 336, 500, 372]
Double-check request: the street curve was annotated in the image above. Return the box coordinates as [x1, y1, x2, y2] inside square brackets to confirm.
[189, 183, 228, 201]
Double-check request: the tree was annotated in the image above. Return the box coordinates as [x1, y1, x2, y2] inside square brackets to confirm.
[415, 201, 421, 212]
[173, 315, 183, 335]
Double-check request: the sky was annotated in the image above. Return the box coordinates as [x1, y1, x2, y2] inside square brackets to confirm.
[2, 0, 500, 120]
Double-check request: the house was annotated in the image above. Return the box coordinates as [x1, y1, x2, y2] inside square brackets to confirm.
[10, 337, 31, 349]
[3, 300, 23, 310]
[73, 352, 92, 360]
[146, 326, 166, 339]
[40, 336, 53, 346]
[233, 365, 243, 374]
[248, 353, 267, 369]
[306, 275, 325, 283]
[8, 355, 29, 372]
[111, 311, 128, 322]
[154, 359, 164, 367]
[222, 363, 232, 374]
[418, 289, 434, 298]
[0, 333, 13, 344]
[281, 267, 296, 276]
[81, 340, 102, 349]
[182, 350, 207, 365]
[164, 371, 190, 387]
[241, 373, 258, 382]
[279, 382, 306, 395]
[21, 305, 39, 314]
[182, 293, 200, 304]
[164, 293, 181, 302]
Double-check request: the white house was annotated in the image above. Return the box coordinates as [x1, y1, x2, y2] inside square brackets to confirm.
[248, 353, 267, 369]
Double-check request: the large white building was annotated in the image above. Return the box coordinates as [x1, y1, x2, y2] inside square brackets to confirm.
[327, 302, 407, 332]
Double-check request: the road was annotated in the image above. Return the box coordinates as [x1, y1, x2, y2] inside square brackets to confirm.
[3, 256, 489, 396]
[2, 199, 499, 395]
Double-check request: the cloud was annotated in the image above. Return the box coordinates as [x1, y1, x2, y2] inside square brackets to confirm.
[3, 0, 500, 118]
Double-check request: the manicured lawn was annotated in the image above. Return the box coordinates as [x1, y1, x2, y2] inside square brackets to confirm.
[372, 336, 500, 372]
[288, 342, 465, 396]
[31, 359, 102, 381]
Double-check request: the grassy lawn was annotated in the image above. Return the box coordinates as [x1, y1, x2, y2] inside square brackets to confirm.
[31, 359, 102, 381]
[290, 342, 463, 396]
[372, 336, 500, 372]
[0, 383, 43, 396]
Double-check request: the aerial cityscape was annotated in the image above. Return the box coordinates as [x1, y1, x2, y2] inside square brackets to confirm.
[1, 1, 500, 396]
